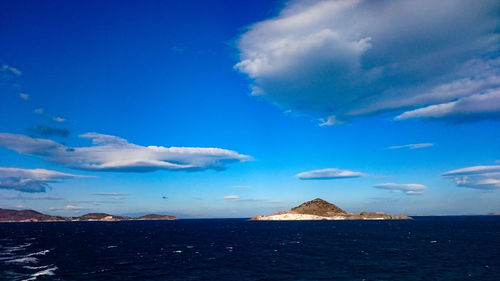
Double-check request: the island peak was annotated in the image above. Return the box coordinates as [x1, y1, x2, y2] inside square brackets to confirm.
[251, 198, 411, 221]
[291, 198, 347, 216]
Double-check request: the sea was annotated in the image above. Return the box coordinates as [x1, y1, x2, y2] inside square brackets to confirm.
[0, 216, 499, 280]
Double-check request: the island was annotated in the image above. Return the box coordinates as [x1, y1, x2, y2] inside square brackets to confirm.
[250, 198, 411, 220]
[0, 208, 177, 222]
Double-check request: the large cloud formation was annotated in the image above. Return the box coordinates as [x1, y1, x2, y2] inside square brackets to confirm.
[0, 167, 81, 193]
[0, 133, 250, 172]
[235, 0, 500, 124]
[442, 165, 500, 190]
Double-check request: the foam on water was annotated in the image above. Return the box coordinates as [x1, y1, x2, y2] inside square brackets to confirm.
[22, 265, 58, 281]
[27, 250, 50, 256]
[0, 241, 56, 281]
[5, 257, 39, 264]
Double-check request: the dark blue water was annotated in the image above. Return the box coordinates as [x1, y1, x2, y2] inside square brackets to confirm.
[1, 216, 499, 280]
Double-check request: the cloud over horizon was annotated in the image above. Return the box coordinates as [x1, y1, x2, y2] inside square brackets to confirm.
[0, 167, 82, 193]
[373, 183, 427, 195]
[442, 165, 500, 190]
[235, 0, 500, 124]
[0, 133, 250, 173]
[297, 168, 364, 180]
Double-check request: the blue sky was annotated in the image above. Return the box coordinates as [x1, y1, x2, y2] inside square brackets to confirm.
[1, 0, 499, 217]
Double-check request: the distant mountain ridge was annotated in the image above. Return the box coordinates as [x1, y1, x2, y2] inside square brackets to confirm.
[251, 198, 411, 220]
[0, 208, 66, 222]
[0, 208, 177, 222]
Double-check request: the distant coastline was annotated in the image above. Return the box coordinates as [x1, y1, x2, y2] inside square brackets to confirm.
[0, 208, 177, 222]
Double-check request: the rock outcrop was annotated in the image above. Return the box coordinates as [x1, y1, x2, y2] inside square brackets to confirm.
[251, 198, 411, 220]
[136, 214, 177, 220]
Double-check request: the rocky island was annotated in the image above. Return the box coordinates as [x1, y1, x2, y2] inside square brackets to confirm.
[251, 198, 411, 220]
[0, 208, 177, 222]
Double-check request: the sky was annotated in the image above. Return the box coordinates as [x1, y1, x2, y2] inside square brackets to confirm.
[0, 0, 499, 218]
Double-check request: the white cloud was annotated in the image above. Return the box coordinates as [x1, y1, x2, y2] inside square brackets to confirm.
[19, 93, 29, 100]
[297, 168, 364, 180]
[223, 195, 240, 200]
[52, 117, 65, 123]
[33, 108, 67, 123]
[49, 204, 85, 211]
[0, 60, 21, 76]
[0, 167, 83, 193]
[405, 191, 425, 195]
[441, 165, 500, 190]
[0, 133, 250, 173]
[389, 143, 434, 150]
[235, 0, 500, 123]
[395, 89, 500, 121]
[318, 116, 344, 126]
[373, 183, 427, 195]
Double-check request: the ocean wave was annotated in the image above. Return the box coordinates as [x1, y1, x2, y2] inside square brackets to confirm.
[23, 264, 53, 270]
[22, 265, 58, 281]
[5, 256, 39, 264]
[27, 250, 50, 257]
[0, 243, 32, 255]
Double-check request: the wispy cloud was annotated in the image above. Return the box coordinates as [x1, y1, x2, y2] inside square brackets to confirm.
[19, 93, 29, 100]
[49, 204, 86, 211]
[441, 165, 500, 190]
[28, 125, 70, 138]
[170, 46, 185, 54]
[235, 0, 500, 124]
[232, 185, 250, 189]
[297, 168, 364, 180]
[34, 108, 66, 123]
[0, 60, 21, 78]
[395, 89, 500, 121]
[389, 143, 434, 150]
[223, 195, 240, 200]
[90, 192, 128, 200]
[0, 167, 83, 193]
[0, 194, 64, 201]
[373, 183, 427, 195]
[0, 133, 250, 173]
[52, 117, 65, 123]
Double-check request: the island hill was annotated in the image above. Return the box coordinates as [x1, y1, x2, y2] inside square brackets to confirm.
[251, 198, 411, 220]
[0, 208, 177, 223]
